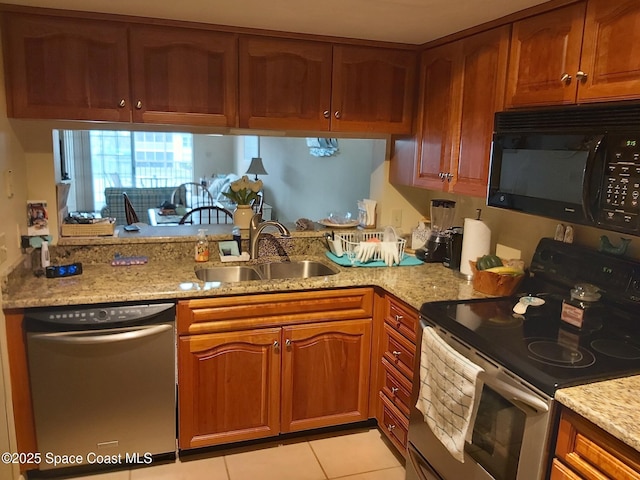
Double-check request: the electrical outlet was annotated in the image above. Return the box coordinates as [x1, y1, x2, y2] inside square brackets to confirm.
[391, 209, 402, 228]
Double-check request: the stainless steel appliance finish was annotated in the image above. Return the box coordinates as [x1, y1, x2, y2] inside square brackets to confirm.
[488, 103, 640, 236]
[408, 238, 640, 480]
[26, 303, 176, 471]
[407, 318, 553, 480]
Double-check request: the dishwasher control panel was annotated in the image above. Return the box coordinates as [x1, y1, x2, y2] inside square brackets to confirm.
[25, 303, 175, 327]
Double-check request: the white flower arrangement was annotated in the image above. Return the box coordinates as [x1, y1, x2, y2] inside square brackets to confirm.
[222, 175, 263, 205]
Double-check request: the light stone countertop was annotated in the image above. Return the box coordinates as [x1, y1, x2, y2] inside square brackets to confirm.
[5, 231, 640, 455]
[555, 375, 640, 452]
[2, 253, 483, 310]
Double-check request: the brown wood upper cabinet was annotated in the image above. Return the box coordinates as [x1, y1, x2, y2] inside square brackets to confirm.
[506, 0, 640, 108]
[239, 36, 416, 134]
[128, 25, 237, 127]
[3, 13, 238, 125]
[413, 26, 510, 197]
[2, 13, 131, 122]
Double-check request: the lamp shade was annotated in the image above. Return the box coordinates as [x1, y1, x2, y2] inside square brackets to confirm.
[246, 157, 268, 179]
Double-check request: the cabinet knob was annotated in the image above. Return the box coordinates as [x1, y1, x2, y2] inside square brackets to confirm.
[323, 110, 330, 119]
[391, 387, 399, 395]
[392, 350, 401, 357]
[285, 339, 292, 347]
[576, 71, 588, 81]
[446, 173, 453, 182]
[135, 100, 143, 110]
[118, 99, 126, 108]
[560, 73, 572, 84]
[273, 340, 280, 349]
[334, 111, 341, 119]
[387, 424, 396, 432]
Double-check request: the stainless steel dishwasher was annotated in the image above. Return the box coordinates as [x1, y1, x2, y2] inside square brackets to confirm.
[25, 302, 176, 471]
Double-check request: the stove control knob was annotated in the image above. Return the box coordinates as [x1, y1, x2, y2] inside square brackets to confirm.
[96, 310, 109, 322]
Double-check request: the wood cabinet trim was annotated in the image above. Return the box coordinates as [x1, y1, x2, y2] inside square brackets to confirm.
[4, 309, 37, 471]
[555, 408, 640, 480]
[178, 288, 374, 335]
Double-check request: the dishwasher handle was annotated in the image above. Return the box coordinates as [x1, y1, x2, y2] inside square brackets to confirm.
[28, 323, 173, 345]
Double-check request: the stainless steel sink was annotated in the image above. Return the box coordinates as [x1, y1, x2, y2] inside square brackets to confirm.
[195, 260, 339, 282]
[256, 260, 339, 280]
[195, 265, 261, 282]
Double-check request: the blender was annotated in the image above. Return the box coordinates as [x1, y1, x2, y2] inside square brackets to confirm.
[416, 199, 456, 263]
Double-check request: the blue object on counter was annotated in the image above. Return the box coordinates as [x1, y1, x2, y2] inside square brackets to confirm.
[325, 251, 423, 267]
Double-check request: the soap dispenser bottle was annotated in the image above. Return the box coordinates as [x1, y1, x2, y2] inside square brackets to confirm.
[195, 229, 209, 262]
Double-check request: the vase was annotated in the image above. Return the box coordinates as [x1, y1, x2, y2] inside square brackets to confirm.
[233, 205, 253, 229]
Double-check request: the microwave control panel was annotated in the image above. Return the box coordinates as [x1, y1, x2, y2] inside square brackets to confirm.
[598, 135, 640, 233]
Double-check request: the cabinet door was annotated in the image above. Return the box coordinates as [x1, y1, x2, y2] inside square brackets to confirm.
[129, 25, 237, 126]
[453, 26, 510, 197]
[178, 328, 281, 449]
[281, 319, 372, 432]
[505, 2, 586, 108]
[238, 36, 333, 130]
[331, 45, 416, 134]
[577, 0, 640, 103]
[2, 13, 130, 121]
[414, 42, 460, 190]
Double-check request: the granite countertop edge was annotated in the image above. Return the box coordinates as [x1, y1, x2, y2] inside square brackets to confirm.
[555, 375, 640, 452]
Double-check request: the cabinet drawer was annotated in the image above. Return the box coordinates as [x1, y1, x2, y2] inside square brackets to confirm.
[382, 323, 415, 380]
[178, 288, 373, 334]
[385, 296, 418, 343]
[555, 408, 640, 480]
[550, 459, 582, 480]
[380, 357, 412, 416]
[379, 391, 408, 452]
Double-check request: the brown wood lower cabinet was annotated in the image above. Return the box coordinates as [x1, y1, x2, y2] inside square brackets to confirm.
[551, 407, 640, 480]
[375, 293, 418, 454]
[178, 289, 374, 450]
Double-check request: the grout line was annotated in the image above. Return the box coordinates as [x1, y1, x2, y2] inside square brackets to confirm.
[307, 440, 329, 480]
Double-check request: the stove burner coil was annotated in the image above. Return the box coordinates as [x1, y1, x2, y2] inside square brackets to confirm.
[526, 339, 596, 368]
[591, 339, 640, 360]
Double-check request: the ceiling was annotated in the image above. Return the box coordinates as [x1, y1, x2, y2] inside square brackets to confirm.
[3, 0, 550, 45]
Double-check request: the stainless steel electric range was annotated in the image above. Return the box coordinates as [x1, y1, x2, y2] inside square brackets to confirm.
[407, 238, 640, 480]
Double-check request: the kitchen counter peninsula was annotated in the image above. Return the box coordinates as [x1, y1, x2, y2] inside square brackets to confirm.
[2, 253, 481, 310]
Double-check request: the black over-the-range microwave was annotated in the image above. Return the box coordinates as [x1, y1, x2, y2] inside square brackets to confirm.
[487, 102, 640, 236]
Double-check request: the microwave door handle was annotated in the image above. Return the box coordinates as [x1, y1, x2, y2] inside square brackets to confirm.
[483, 375, 549, 413]
[582, 134, 606, 222]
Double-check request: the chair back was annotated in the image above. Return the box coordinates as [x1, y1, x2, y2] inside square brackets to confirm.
[251, 191, 264, 214]
[179, 206, 233, 225]
[171, 182, 214, 209]
[123, 193, 140, 225]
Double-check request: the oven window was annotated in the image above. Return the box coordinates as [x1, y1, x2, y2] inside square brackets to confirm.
[466, 385, 526, 480]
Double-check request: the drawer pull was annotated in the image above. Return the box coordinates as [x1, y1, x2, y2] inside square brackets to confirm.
[392, 350, 402, 357]
[391, 387, 399, 395]
[387, 424, 396, 432]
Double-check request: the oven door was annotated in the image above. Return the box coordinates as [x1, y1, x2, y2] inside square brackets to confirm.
[408, 320, 553, 480]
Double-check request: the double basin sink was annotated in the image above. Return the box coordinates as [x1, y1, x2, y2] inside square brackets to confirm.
[195, 260, 339, 283]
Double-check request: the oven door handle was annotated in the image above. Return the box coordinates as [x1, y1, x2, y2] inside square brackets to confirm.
[483, 375, 549, 413]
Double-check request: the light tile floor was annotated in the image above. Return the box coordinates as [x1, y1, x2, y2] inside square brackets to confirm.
[54, 428, 405, 480]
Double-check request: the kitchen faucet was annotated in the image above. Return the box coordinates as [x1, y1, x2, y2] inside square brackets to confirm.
[249, 214, 291, 259]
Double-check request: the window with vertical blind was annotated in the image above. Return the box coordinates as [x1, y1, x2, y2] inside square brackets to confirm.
[62, 130, 194, 211]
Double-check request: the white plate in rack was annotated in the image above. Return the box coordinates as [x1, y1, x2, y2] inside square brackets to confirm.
[318, 219, 360, 228]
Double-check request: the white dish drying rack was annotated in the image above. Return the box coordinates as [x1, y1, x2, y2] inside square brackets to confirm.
[328, 230, 406, 264]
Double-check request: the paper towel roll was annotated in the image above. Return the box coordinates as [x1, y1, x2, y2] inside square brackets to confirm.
[460, 218, 491, 277]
